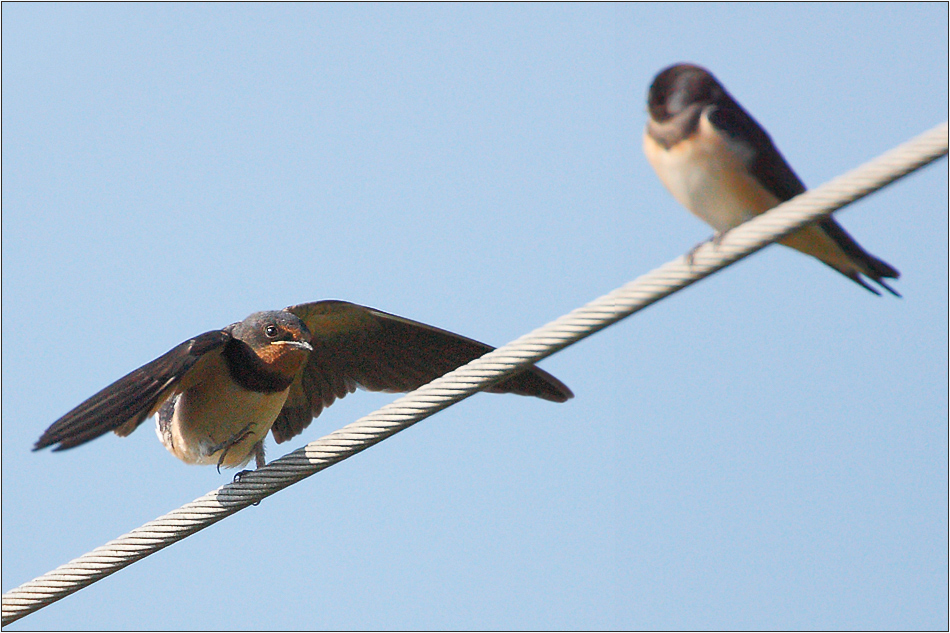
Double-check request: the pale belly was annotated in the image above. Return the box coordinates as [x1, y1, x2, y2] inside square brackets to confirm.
[644, 121, 859, 274]
[156, 371, 290, 468]
[644, 117, 781, 234]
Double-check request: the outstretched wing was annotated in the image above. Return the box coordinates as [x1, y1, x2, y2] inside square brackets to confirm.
[271, 301, 573, 443]
[34, 330, 231, 451]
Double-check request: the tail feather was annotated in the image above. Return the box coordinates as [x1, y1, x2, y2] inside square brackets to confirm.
[816, 217, 900, 297]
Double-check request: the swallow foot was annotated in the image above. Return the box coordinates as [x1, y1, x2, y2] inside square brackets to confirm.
[231, 469, 263, 505]
[685, 239, 709, 268]
[685, 232, 729, 268]
[209, 424, 257, 473]
[252, 440, 266, 469]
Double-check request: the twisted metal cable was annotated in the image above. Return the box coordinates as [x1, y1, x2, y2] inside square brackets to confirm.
[3, 122, 946, 626]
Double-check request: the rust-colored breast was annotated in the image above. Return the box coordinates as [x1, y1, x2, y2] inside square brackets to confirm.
[256, 342, 311, 378]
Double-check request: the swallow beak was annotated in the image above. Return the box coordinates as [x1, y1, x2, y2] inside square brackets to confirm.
[276, 340, 313, 353]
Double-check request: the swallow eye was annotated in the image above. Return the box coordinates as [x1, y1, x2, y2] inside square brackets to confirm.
[264, 324, 280, 338]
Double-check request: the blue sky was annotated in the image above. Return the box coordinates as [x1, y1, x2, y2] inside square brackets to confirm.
[2, 4, 947, 630]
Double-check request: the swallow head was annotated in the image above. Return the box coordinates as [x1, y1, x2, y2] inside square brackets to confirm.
[647, 63, 722, 123]
[231, 311, 314, 377]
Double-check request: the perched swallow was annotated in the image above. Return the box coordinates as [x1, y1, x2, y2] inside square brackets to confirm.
[643, 62, 900, 296]
[34, 300, 573, 470]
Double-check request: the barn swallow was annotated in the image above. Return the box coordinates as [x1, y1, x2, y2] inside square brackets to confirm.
[643, 63, 900, 296]
[34, 300, 573, 470]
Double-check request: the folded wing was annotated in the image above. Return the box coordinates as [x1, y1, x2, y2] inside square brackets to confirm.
[708, 101, 900, 296]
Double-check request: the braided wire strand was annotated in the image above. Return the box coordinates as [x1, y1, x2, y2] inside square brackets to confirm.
[3, 122, 946, 626]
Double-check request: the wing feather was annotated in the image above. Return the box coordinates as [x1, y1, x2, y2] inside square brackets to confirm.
[707, 99, 806, 203]
[34, 330, 231, 452]
[271, 301, 572, 443]
[708, 99, 900, 295]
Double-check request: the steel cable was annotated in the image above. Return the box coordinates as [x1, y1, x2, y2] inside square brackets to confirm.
[3, 121, 946, 626]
